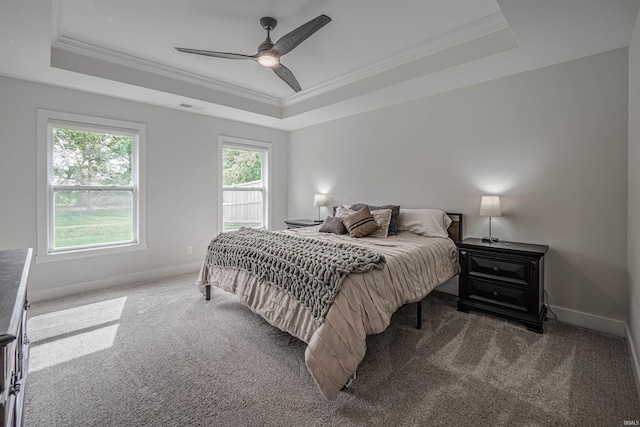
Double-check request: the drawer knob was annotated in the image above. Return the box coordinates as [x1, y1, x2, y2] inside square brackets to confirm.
[492, 290, 499, 297]
[9, 372, 20, 395]
[492, 266, 500, 273]
[10, 383, 21, 395]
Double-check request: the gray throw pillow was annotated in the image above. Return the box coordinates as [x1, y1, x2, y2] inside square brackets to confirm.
[318, 216, 347, 234]
[350, 203, 400, 235]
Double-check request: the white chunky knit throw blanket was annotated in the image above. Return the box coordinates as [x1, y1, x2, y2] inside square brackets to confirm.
[205, 227, 386, 324]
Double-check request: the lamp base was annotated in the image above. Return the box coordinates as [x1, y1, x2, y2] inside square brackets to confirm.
[482, 237, 500, 243]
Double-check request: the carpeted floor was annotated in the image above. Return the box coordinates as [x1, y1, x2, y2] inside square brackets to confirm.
[24, 273, 640, 426]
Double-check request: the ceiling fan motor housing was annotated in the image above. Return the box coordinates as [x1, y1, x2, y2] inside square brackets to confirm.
[260, 17, 277, 31]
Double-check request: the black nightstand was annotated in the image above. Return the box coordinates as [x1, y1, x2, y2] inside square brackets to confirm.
[284, 219, 323, 229]
[457, 238, 549, 333]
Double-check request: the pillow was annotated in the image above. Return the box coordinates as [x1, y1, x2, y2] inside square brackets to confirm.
[334, 205, 352, 217]
[335, 206, 355, 218]
[350, 203, 400, 235]
[318, 216, 347, 234]
[368, 209, 392, 238]
[398, 208, 452, 238]
[342, 206, 379, 238]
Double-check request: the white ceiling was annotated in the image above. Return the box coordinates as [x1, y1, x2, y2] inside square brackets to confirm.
[1, 0, 638, 131]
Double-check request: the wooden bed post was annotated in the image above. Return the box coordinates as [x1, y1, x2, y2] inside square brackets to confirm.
[416, 300, 422, 329]
[205, 284, 211, 301]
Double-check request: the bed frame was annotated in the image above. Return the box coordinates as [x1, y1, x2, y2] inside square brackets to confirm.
[445, 213, 463, 245]
[204, 212, 464, 330]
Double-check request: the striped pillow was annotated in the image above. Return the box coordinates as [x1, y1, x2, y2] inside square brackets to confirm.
[342, 206, 379, 238]
[350, 203, 400, 235]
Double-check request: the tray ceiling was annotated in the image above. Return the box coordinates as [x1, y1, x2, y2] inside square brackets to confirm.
[1, 0, 638, 130]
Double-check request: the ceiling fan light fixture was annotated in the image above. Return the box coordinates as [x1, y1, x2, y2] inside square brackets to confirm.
[258, 54, 279, 67]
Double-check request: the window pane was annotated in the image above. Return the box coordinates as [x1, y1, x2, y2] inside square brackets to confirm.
[52, 127, 133, 186]
[222, 148, 263, 186]
[223, 189, 263, 230]
[53, 190, 133, 249]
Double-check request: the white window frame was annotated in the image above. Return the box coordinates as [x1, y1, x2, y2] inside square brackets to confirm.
[218, 135, 271, 233]
[37, 109, 147, 263]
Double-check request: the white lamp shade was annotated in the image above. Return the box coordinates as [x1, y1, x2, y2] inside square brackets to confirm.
[479, 195, 502, 217]
[313, 194, 330, 207]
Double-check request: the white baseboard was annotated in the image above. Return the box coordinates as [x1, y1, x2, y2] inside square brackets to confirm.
[28, 266, 631, 335]
[626, 323, 640, 402]
[28, 262, 203, 303]
[545, 304, 626, 336]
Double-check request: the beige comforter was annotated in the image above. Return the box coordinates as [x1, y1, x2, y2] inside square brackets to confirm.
[196, 227, 460, 400]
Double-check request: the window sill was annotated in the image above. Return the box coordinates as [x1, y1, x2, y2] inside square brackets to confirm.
[35, 242, 148, 264]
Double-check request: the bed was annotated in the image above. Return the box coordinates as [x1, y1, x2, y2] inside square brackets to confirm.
[196, 206, 462, 400]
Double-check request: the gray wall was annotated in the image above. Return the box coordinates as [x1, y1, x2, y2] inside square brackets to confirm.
[0, 77, 288, 300]
[288, 48, 629, 327]
[628, 11, 640, 390]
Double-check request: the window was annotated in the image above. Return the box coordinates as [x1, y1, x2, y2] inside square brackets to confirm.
[37, 110, 146, 261]
[218, 136, 271, 232]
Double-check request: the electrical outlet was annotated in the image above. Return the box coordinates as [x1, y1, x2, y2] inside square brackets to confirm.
[187, 246, 193, 255]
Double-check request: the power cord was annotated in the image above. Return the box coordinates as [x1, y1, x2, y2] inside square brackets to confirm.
[544, 289, 558, 320]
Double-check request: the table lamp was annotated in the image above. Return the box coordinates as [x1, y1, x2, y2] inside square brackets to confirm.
[313, 194, 330, 220]
[479, 195, 502, 243]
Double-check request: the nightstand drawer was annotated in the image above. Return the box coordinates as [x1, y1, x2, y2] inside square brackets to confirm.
[468, 278, 528, 311]
[469, 254, 527, 284]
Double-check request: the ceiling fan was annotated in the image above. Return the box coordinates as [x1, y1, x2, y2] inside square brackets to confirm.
[175, 15, 331, 93]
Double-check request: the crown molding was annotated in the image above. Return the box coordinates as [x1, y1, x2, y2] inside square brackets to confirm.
[51, 0, 279, 105]
[281, 12, 510, 107]
[51, 0, 62, 40]
[52, 36, 282, 107]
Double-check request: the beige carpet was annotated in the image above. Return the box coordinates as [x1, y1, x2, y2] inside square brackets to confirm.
[24, 273, 640, 426]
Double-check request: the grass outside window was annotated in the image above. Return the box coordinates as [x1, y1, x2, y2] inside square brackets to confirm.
[54, 208, 133, 248]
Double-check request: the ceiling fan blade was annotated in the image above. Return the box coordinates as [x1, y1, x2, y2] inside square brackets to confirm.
[175, 47, 256, 61]
[272, 63, 301, 92]
[271, 14, 331, 57]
